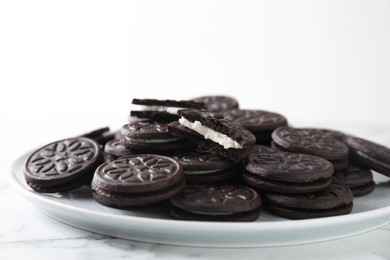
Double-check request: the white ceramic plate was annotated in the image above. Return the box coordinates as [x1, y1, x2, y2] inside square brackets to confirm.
[10, 151, 390, 248]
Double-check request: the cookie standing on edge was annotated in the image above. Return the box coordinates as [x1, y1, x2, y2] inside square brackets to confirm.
[170, 184, 261, 221]
[131, 98, 206, 122]
[243, 151, 334, 194]
[168, 110, 256, 162]
[91, 154, 185, 207]
[224, 109, 288, 145]
[263, 184, 353, 219]
[24, 137, 104, 193]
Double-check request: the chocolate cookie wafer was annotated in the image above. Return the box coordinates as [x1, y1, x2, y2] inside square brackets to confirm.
[170, 184, 261, 221]
[272, 127, 349, 171]
[121, 120, 194, 153]
[332, 165, 375, 197]
[24, 137, 104, 193]
[91, 154, 185, 207]
[243, 151, 333, 194]
[263, 184, 353, 219]
[224, 109, 287, 145]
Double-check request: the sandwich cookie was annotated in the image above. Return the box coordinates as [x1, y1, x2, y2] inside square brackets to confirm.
[104, 138, 134, 158]
[91, 154, 185, 207]
[263, 184, 353, 219]
[121, 120, 194, 153]
[170, 147, 240, 184]
[224, 109, 287, 145]
[24, 137, 104, 193]
[131, 98, 205, 122]
[243, 151, 333, 194]
[332, 165, 375, 197]
[272, 127, 349, 171]
[170, 184, 261, 221]
[168, 110, 256, 162]
[192, 95, 239, 113]
[344, 135, 390, 177]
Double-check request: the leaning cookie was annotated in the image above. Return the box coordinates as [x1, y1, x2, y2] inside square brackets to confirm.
[263, 184, 353, 219]
[170, 184, 261, 221]
[168, 110, 256, 162]
[343, 135, 390, 177]
[131, 98, 206, 122]
[91, 154, 185, 208]
[24, 137, 104, 193]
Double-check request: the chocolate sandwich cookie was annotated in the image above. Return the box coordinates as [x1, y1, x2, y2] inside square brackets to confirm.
[170, 184, 261, 221]
[272, 127, 349, 171]
[263, 184, 353, 219]
[104, 138, 134, 158]
[168, 110, 256, 162]
[24, 137, 104, 193]
[243, 151, 333, 194]
[121, 120, 193, 153]
[91, 154, 185, 207]
[332, 165, 375, 197]
[170, 147, 240, 184]
[131, 98, 205, 122]
[301, 128, 346, 141]
[224, 109, 288, 145]
[344, 135, 390, 177]
[192, 95, 239, 113]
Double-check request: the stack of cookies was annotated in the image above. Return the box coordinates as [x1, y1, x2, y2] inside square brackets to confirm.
[23, 95, 389, 222]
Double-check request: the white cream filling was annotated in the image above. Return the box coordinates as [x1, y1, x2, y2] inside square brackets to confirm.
[137, 105, 183, 115]
[178, 117, 243, 149]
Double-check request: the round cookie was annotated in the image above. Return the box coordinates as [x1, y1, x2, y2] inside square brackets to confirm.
[121, 120, 194, 153]
[170, 147, 240, 184]
[332, 165, 375, 197]
[192, 95, 239, 113]
[91, 154, 185, 207]
[272, 127, 349, 171]
[224, 109, 287, 145]
[24, 137, 104, 193]
[263, 184, 353, 219]
[104, 138, 134, 158]
[168, 110, 256, 162]
[243, 151, 333, 194]
[131, 98, 206, 122]
[170, 184, 261, 221]
[344, 135, 390, 177]
[300, 128, 346, 140]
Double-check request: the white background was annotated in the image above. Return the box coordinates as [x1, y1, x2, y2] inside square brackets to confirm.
[1, 0, 390, 150]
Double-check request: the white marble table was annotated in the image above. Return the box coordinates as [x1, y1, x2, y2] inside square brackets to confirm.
[2, 117, 390, 260]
